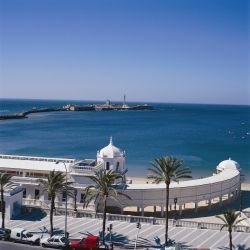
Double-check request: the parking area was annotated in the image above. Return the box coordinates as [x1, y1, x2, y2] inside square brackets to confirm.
[5, 214, 250, 249]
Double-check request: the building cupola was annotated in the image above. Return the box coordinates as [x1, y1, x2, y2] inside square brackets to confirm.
[97, 137, 125, 173]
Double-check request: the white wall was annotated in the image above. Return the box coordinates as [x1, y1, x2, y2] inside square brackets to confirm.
[2, 187, 23, 219]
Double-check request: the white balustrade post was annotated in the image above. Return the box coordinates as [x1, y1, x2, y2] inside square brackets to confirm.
[179, 205, 182, 216]
[208, 199, 211, 210]
[195, 202, 198, 213]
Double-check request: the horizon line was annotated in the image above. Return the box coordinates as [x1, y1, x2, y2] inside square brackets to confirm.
[1, 97, 249, 107]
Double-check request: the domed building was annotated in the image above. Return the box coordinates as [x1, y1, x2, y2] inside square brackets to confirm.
[97, 137, 126, 174]
[0, 140, 243, 217]
[216, 158, 241, 173]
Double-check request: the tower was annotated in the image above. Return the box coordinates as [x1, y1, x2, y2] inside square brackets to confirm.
[97, 137, 125, 174]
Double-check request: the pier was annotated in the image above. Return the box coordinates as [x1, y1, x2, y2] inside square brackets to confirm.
[0, 99, 153, 120]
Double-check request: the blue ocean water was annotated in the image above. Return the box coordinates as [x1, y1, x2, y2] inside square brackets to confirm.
[0, 99, 249, 179]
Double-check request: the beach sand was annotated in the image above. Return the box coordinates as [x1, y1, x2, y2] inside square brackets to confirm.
[127, 175, 250, 190]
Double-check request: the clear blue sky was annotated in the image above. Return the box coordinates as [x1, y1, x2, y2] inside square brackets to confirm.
[0, 0, 249, 104]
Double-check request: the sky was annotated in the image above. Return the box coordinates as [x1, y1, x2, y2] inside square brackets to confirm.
[0, 0, 249, 105]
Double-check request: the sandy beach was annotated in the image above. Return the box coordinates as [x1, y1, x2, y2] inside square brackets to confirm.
[127, 176, 250, 190]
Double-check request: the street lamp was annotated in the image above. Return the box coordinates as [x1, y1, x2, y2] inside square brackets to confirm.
[74, 188, 77, 212]
[134, 222, 141, 250]
[240, 189, 243, 212]
[56, 160, 68, 238]
[107, 224, 113, 250]
[174, 197, 178, 221]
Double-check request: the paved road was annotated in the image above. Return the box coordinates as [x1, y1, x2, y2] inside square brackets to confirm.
[5, 213, 250, 250]
[0, 241, 44, 250]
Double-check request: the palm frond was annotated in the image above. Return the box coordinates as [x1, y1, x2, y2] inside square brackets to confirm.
[83, 169, 131, 209]
[216, 215, 228, 225]
[217, 210, 245, 232]
[38, 170, 66, 197]
[0, 173, 13, 189]
[147, 156, 192, 184]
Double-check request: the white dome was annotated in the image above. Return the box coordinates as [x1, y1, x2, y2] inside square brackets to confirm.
[98, 137, 124, 158]
[216, 158, 241, 172]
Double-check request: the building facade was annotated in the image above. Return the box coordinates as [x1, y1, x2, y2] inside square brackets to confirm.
[0, 138, 242, 217]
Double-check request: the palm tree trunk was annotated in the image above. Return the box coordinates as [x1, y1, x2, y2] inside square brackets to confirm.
[165, 183, 170, 246]
[102, 196, 107, 245]
[50, 197, 54, 237]
[229, 229, 233, 250]
[1, 186, 4, 228]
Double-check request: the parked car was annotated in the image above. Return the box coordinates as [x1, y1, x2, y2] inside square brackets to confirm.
[40, 235, 69, 249]
[10, 228, 40, 245]
[69, 235, 99, 250]
[0, 228, 11, 240]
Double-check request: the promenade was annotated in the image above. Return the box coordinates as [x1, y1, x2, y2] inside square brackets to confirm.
[5, 212, 250, 250]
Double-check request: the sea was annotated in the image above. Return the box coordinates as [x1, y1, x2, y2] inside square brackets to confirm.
[0, 99, 249, 180]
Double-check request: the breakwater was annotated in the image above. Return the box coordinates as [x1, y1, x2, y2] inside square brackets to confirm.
[0, 113, 27, 120]
[0, 103, 153, 120]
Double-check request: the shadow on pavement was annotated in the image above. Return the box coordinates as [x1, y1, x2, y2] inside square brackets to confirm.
[13, 209, 47, 221]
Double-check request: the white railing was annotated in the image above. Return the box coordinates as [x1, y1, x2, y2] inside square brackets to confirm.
[22, 199, 250, 233]
[0, 154, 74, 163]
[243, 210, 250, 218]
[71, 162, 103, 174]
[12, 176, 41, 184]
[23, 198, 95, 211]
[175, 220, 198, 228]
[23, 199, 50, 209]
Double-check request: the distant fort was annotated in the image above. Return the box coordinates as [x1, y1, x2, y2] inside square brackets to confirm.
[0, 96, 153, 120]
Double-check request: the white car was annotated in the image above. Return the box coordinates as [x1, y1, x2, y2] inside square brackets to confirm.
[40, 235, 69, 249]
[10, 228, 41, 245]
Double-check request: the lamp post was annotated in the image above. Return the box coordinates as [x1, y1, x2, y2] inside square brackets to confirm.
[74, 188, 77, 212]
[56, 161, 68, 238]
[134, 222, 141, 250]
[174, 197, 178, 221]
[240, 189, 243, 212]
[107, 224, 113, 250]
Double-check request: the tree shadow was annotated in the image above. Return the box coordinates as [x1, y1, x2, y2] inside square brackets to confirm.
[154, 238, 191, 249]
[235, 244, 250, 250]
[218, 244, 250, 250]
[78, 232, 192, 249]
[117, 236, 192, 249]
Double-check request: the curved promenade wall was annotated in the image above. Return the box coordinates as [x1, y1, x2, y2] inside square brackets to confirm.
[109, 169, 241, 211]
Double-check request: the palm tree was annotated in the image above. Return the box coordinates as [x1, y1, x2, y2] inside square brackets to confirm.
[84, 169, 130, 245]
[39, 170, 66, 236]
[148, 156, 191, 246]
[0, 173, 13, 228]
[216, 210, 245, 250]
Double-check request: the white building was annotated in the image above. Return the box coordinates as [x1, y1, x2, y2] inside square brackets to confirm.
[1, 186, 23, 219]
[97, 137, 125, 173]
[0, 138, 242, 217]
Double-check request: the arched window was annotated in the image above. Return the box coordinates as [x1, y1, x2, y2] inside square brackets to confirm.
[106, 162, 110, 170]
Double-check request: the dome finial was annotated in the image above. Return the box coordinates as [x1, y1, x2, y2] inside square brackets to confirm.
[110, 136, 113, 145]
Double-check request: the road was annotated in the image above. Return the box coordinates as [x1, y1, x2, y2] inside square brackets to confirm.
[0, 241, 44, 250]
[4, 212, 250, 249]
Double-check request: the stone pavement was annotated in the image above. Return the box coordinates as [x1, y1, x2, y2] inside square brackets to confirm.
[5, 211, 250, 250]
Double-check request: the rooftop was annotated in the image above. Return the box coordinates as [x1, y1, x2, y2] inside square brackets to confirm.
[0, 154, 74, 172]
